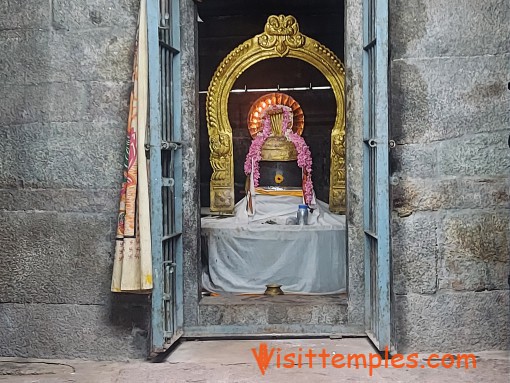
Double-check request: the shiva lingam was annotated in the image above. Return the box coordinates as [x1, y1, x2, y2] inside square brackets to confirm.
[246, 93, 305, 191]
[264, 283, 284, 296]
[206, 15, 347, 214]
[244, 93, 315, 207]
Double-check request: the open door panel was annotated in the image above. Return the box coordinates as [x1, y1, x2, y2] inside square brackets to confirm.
[148, 0, 184, 354]
[362, 0, 391, 351]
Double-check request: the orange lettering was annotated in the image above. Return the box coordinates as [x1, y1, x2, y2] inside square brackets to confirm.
[331, 354, 345, 368]
[428, 354, 440, 368]
[305, 348, 317, 368]
[406, 353, 419, 368]
[369, 353, 382, 376]
[297, 348, 303, 368]
[347, 354, 367, 369]
[283, 352, 295, 369]
[318, 348, 330, 368]
[442, 354, 455, 368]
[251, 343, 275, 375]
[457, 354, 477, 369]
[391, 354, 404, 368]
[276, 348, 281, 368]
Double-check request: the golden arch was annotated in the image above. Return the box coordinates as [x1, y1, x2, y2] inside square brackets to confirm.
[207, 15, 346, 214]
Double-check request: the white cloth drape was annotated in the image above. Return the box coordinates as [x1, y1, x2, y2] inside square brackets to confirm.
[202, 196, 347, 294]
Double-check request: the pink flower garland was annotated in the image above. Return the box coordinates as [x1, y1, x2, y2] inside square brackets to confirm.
[244, 105, 314, 205]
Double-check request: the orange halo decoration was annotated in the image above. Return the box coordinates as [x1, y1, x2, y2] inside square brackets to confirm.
[247, 93, 304, 138]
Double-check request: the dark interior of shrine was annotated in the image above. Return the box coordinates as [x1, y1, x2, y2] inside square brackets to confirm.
[197, 0, 344, 207]
[195, 2, 348, 326]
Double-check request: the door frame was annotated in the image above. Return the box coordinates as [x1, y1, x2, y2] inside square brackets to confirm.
[148, 0, 185, 353]
[147, 0, 389, 342]
[362, 0, 392, 350]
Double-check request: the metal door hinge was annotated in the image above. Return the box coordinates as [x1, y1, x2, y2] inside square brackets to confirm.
[163, 261, 176, 273]
[144, 141, 182, 152]
[366, 139, 396, 148]
[162, 177, 175, 188]
[161, 141, 182, 150]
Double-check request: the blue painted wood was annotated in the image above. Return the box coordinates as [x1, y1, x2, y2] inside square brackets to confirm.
[362, 0, 391, 351]
[148, 0, 165, 352]
[149, 0, 184, 353]
[374, 0, 391, 351]
[170, 0, 184, 335]
[362, 0, 372, 334]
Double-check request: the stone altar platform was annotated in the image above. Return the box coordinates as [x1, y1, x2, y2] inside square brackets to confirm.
[201, 195, 346, 294]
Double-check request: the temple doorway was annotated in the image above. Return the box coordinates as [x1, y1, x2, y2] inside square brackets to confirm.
[196, 0, 349, 332]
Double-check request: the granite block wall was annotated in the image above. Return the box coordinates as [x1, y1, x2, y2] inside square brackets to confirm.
[0, 0, 150, 359]
[390, 0, 510, 352]
[1, 0, 509, 360]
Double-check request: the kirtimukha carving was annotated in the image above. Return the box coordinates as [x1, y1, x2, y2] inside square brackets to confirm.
[257, 15, 305, 56]
[207, 15, 346, 213]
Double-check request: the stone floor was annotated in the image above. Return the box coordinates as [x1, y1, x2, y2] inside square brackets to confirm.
[1, 338, 508, 382]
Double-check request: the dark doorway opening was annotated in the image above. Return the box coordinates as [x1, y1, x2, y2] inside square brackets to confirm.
[198, 0, 344, 207]
[194, 1, 348, 333]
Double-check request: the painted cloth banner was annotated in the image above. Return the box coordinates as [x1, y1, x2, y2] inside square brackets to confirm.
[111, 0, 152, 292]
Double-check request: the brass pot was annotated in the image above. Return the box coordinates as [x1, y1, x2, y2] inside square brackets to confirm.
[264, 284, 284, 296]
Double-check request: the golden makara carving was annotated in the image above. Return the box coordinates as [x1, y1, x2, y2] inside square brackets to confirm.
[206, 15, 346, 214]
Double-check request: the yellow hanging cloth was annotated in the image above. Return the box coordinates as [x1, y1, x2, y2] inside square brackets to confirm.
[111, 0, 152, 293]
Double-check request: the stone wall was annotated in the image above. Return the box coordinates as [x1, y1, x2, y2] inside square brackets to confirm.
[390, 0, 510, 352]
[0, 0, 150, 359]
[1, 0, 509, 360]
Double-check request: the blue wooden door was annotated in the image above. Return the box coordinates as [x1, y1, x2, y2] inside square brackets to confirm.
[148, 0, 184, 353]
[362, 0, 391, 351]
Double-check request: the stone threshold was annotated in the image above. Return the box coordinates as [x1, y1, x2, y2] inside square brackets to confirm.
[200, 293, 348, 306]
